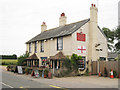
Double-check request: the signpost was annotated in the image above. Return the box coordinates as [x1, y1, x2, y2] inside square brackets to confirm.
[17, 66, 23, 74]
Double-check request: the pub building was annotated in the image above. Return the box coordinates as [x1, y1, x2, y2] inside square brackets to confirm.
[25, 4, 108, 74]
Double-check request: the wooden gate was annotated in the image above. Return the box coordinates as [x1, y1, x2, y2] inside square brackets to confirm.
[92, 61, 98, 75]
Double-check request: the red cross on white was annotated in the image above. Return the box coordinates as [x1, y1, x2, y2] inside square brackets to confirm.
[77, 46, 86, 53]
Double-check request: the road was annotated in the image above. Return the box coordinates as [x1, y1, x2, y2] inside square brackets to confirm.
[1, 67, 56, 89]
[0, 66, 119, 90]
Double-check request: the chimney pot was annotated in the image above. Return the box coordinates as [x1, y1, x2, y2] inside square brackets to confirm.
[91, 4, 93, 7]
[61, 13, 65, 16]
[94, 4, 96, 7]
[42, 22, 46, 25]
[59, 12, 67, 26]
[41, 21, 47, 32]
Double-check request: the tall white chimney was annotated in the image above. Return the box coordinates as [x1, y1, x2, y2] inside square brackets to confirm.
[59, 13, 67, 26]
[90, 4, 98, 24]
[88, 4, 98, 73]
[41, 22, 47, 33]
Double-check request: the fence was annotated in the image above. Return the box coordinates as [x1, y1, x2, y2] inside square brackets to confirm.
[92, 61, 119, 76]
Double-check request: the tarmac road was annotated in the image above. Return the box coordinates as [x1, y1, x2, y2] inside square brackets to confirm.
[1, 67, 53, 89]
[0, 66, 118, 90]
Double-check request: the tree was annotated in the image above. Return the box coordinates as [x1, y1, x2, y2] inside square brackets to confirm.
[114, 26, 120, 52]
[17, 53, 29, 66]
[102, 27, 115, 51]
[12, 54, 17, 59]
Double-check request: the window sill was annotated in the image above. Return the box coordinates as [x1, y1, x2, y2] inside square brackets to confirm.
[57, 49, 63, 51]
[40, 51, 44, 53]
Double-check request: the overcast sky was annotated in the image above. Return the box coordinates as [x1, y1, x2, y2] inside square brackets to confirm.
[0, 0, 119, 56]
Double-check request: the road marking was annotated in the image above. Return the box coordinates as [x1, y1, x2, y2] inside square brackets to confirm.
[49, 85, 69, 90]
[19, 86, 24, 88]
[0, 82, 14, 88]
[49, 85, 61, 88]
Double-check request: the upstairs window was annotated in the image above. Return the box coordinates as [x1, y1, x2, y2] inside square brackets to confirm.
[29, 43, 32, 53]
[57, 37, 63, 50]
[41, 41, 44, 52]
[35, 41, 37, 53]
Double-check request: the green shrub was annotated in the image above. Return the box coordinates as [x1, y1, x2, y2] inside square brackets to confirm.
[104, 67, 108, 77]
[113, 70, 118, 78]
[17, 53, 29, 66]
[85, 68, 90, 76]
[25, 67, 29, 74]
[44, 69, 49, 76]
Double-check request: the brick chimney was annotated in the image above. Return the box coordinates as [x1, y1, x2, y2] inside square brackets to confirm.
[41, 22, 47, 32]
[59, 13, 67, 26]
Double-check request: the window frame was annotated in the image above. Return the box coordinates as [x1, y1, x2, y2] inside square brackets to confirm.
[34, 41, 37, 53]
[29, 43, 32, 53]
[57, 37, 63, 50]
[41, 40, 44, 52]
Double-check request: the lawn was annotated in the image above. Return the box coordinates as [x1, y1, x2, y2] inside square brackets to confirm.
[0, 59, 18, 65]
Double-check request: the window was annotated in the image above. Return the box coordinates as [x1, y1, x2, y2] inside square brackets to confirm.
[29, 43, 32, 53]
[99, 57, 106, 61]
[41, 57, 47, 66]
[41, 41, 44, 52]
[78, 57, 86, 70]
[35, 41, 37, 53]
[57, 37, 63, 50]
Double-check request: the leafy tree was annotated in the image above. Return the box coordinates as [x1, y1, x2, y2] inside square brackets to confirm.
[102, 27, 115, 51]
[12, 54, 17, 59]
[17, 53, 29, 66]
[114, 26, 120, 52]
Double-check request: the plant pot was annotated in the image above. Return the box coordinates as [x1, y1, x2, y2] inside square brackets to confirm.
[7, 68, 9, 71]
[44, 74, 47, 78]
[98, 72, 101, 77]
[89, 73, 91, 75]
[25, 72, 29, 75]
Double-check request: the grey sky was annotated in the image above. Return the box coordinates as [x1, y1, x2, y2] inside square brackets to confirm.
[0, 0, 119, 56]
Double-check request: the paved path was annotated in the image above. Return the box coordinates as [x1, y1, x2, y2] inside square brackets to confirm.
[0, 66, 119, 89]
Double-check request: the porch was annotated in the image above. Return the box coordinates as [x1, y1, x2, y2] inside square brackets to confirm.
[48, 52, 66, 74]
[26, 53, 39, 67]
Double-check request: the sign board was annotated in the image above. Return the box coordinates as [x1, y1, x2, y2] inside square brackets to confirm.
[34, 70, 39, 78]
[77, 46, 86, 54]
[77, 33, 86, 41]
[17, 66, 23, 74]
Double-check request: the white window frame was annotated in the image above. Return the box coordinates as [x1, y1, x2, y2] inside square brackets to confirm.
[57, 37, 63, 50]
[41, 41, 44, 52]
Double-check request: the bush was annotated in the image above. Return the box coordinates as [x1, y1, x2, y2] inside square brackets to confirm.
[17, 53, 29, 66]
[113, 70, 118, 78]
[25, 67, 29, 74]
[44, 69, 49, 76]
[85, 68, 90, 76]
[104, 67, 108, 77]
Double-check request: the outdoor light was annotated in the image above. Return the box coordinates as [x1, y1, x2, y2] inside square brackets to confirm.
[50, 38, 53, 40]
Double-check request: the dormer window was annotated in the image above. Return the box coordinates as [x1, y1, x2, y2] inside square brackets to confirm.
[57, 37, 63, 50]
